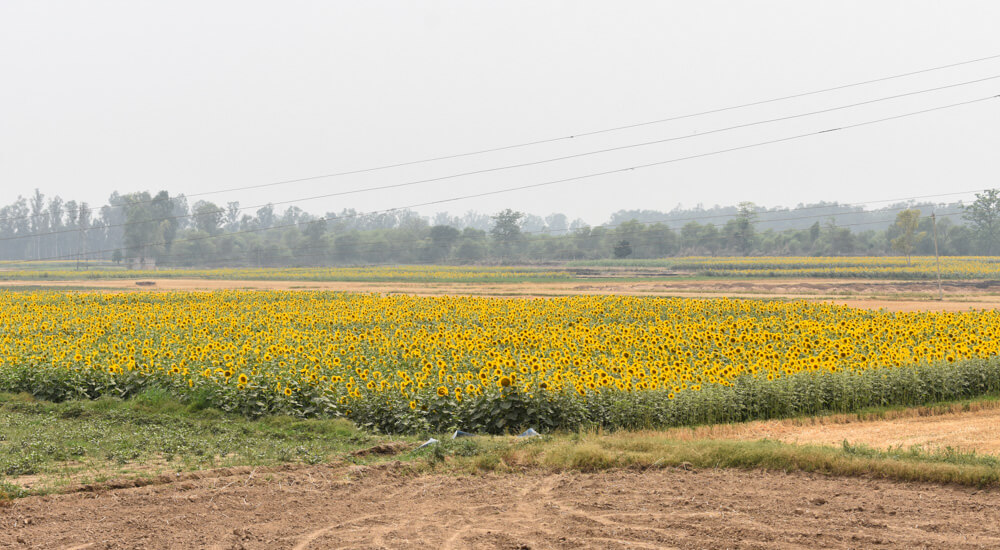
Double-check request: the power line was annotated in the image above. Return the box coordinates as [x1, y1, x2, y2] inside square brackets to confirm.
[5, 80, 1000, 245]
[13, 92, 998, 263]
[150, 51, 1000, 198]
[4, 51, 1000, 227]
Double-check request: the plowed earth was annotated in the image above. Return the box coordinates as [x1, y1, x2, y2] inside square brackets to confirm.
[4, 463, 1000, 550]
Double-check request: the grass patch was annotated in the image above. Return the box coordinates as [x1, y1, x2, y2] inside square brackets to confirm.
[412, 431, 1000, 488]
[0, 391, 409, 498]
[8, 391, 1000, 502]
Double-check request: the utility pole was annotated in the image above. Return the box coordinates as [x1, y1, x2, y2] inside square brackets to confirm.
[931, 213, 943, 301]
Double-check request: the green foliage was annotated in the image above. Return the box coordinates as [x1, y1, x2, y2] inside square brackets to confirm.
[964, 188, 1000, 254]
[0, 391, 376, 496]
[612, 239, 632, 259]
[891, 209, 926, 264]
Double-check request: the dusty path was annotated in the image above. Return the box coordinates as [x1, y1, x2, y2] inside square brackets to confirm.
[3, 464, 1000, 549]
[672, 403, 1000, 454]
[5, 277, 1000, 311]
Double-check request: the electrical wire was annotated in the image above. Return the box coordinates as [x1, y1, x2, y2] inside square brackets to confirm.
[4, 51, 1000, 226]
[3, 88, 998, 245]
[13, 86, 995, 264]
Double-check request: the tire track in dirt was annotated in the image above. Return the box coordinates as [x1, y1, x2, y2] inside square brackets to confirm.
[8, 464, 1000, 549]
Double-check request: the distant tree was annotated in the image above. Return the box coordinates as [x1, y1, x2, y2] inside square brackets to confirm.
[490, 209, 523, 242]
[891, 209, 926, 264]
[428, 225, 461, 261]
[731, 201, 757, 255]
[122, 192, 158, 262]
[77, 202, 91, 267]
[150, 191, 178, 254]
[490, 209, 524, 259]
[111, 249, 123, 265]
[47, 196, 64, 257]
[454, 240, 485, 263]
[29, 188, 46, 260]
[613, 239, 633, 258]
[544, 213, 569, 234]
[225, 201, 241, 232]
[304, 219, 327, 246]
[964, 189, 1000, 255]
[809, 221, 821, 244]
[829, 227, 855, 255]
[192, 201, 224, 235]
[255, 204, 276, 229]
[334, 232, 361, 263]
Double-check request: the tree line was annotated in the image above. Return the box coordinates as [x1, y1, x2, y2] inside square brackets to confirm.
[0, 189, 998, 266]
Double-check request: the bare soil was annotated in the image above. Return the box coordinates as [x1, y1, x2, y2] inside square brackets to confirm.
[670, 401, 1000, 454]
[4, 462, 1000, 549]
[5, 277, 1000, 311]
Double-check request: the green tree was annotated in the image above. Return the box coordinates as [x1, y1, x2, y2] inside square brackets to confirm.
[731, 201, 757, 255]
[963, 189, 1000, 255]
[490, 209, 523, 242]
[613, 239, 632, 258]
[428, 225, 461, 262]
[192, 201, 224, 235]
[122, 192, 159, 263]
[150, 191, 179, 255]
[490, 209, 523, 259]
[891, 209, 926, 264]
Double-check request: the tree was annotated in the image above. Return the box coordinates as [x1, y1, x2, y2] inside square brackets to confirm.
[490, 209, 523, 259]
[730, 201, 757, 255]
[490, 209, 523, 242]
[428, 225, 460, 261]
[122, 192, 159, 263]
[963, 188, 1000, 255]
[29, 188, 46, 260]
[192, 201, 224, 235]
[891, 209, 925, 264]
[613, 239, 632, 258]
[150, 191, 178, 254]
[225, 201, 241, 232]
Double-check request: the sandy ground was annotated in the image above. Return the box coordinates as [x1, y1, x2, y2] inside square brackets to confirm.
[673, 403, 1000, 454]
[4, 463, 1000, 550]
[5, 277, 1000, 311]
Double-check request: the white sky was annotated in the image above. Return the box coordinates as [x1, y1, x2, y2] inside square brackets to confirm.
[1, 1, 998, 225]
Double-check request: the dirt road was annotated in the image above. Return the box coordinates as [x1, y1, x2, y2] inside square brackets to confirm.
[3, 463, 999, 549]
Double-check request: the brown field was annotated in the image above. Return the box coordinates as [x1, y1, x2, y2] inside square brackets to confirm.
[4, 461, 1000, 549]
[4, 275, 1000, 548]
[667, 400, 1000, 454]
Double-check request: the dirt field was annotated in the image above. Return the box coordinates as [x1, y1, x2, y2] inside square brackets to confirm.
[670, 401, 1000, 454]
[5, 277, 1000, 312]
[5, 405, 1000, 549]
[4, 462, 1000, 549]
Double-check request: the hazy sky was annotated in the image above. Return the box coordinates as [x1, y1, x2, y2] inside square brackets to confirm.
[2, 1, 999, 225]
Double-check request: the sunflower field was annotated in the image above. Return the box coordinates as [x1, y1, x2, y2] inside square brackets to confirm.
[2, 291, 999, 433]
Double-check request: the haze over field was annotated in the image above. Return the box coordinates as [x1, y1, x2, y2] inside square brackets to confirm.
[2, 1, 999, 225]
